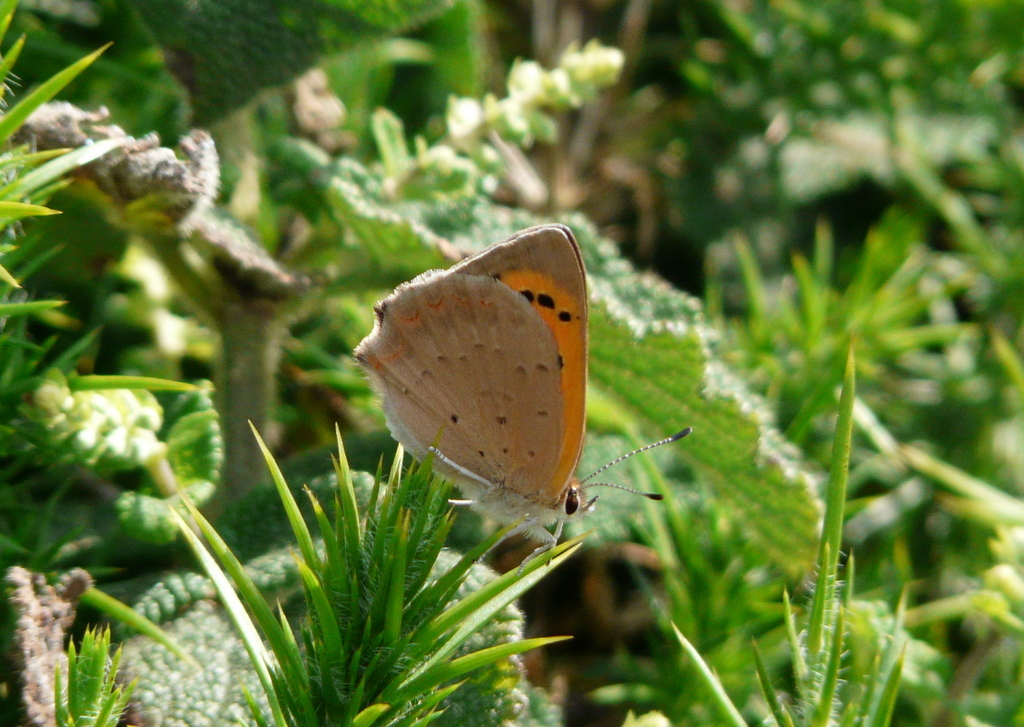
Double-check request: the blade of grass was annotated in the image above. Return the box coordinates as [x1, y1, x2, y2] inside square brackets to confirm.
[0, 300, 65, 317]
[79, 587, 196, 667]
[820, 340, 856, 579]
[0, 200, 59, 221]
[0, 34, 23, 84]
[353, 704, 391, 727]
[752, 640, 796, 727]
[0, 138, 121, 201]
[810, 605, 845, 727]
[169, 507, 291, 727]
[398, 540, 581, 692]
[783, 590, 810, 699]
[809, 341, 856, 653]
[0, 0, 20, 41]
[672, 624, 747, 727]
[400, 637, 570, 697]
[250, 423, 318, 567]
[69, 374, 198, 392]
[0, 43, 111, 144]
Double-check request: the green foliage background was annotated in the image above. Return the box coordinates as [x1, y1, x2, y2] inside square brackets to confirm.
[4, 0, 1024, 725]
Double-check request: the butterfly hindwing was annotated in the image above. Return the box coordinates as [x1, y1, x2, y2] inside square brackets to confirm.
[355, 272, 566, 502]
[452, 225, 588, 501]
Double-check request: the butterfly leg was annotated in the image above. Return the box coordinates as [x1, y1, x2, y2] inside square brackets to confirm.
[480, 517, 541, 562]
[516, 519, 564, 574]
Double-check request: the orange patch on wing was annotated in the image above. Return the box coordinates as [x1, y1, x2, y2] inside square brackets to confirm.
[499, 269, 587, 500]
[374, 341, 407, 364]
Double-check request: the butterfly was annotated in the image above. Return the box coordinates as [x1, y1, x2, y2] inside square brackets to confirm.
[355, 224, 689, 560]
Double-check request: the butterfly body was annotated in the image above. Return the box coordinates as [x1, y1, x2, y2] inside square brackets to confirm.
[354, 224, 591, 543]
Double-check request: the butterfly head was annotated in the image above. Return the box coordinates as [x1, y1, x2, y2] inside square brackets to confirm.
[561, 480, 597, 518]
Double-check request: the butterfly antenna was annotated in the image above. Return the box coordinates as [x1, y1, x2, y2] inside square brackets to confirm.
[581, 482, 664, 501]
[580, 427, 692, 485]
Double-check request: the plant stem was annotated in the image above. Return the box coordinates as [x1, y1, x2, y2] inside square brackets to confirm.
[216, 299, 286, 501]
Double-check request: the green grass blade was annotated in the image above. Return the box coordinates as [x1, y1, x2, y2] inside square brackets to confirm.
[353, 704, 391, 727]
[810, 605, 845, 727]
[783, 590, 809, 696]
[406, 521, 517, 618]
[993, 329, 1024, 404]
[0, 138, 121, 201]
[69, 374, 198, 392]
[0, 34, 24, 85]
[401, 636, 570, 696]
[0, 200, 59, 221]
[333, 427, 361, 549]
[0, 260, 18, 287]
[384, 513, 409, 644]
[0, 1, 17, 42]
[398, 540, 581, 692]
[0, 147, 68, 171]
[752, 640, 795, 727]
[250, 423, 319, 567]
[806, 541, 832, 664]
[821, 340, 856, 578]
[866, 644, 905, 727]
[809, 342, 856, 653]
[734, 235, 767, 328]
[79, 587, 196, 667]
[296, 558, 343, 658]
[415, 535, 580, 650]
[0, 300, 65, 317]
[170, 506, 292, 727]
[0, 43, 111, 145]
[672, 624, 747, 727]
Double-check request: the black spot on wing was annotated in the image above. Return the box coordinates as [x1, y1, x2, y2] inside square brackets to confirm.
[558, 310, 571, 322]
[520, 290, 534, 302]
[537, 293, 555, 309]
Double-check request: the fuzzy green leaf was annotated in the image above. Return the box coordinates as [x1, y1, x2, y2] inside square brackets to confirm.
[167, 410, 223, 485]
[121, 601, 275, 727]
[115, 492, 180, 544]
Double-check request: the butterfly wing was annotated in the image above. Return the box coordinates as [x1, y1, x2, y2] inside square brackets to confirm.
[451, 225, 588, 502]
[355, 272, 566, 504]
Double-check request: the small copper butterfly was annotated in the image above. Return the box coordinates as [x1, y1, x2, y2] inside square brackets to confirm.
[355, 224, 690, 562]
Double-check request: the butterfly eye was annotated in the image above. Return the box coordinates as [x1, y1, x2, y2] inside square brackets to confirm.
[564, 488, 580, 515]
